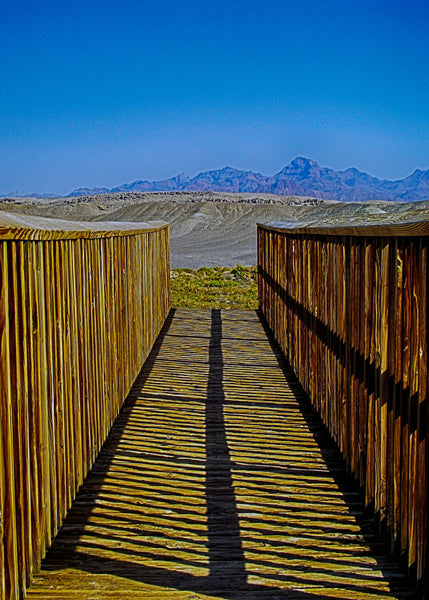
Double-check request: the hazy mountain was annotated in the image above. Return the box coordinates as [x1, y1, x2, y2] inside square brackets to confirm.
[385, 169, 429, 202]
[184, 166, 267, 193]
[0, 191, 61, 199]
[66, 158, 429, 202]
[111, 172, 191, 193]
[266, 158, 391, 201]
[3, 158, 429, 201]
[68, 187, 110, 197]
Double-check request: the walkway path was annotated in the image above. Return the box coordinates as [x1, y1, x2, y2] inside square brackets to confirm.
[27, 309, 412, 599]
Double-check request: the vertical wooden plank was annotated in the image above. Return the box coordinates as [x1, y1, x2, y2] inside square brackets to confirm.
[50, 241, 62, 533]
[408, 238, 420, 580]
[358, 237, 367, 488]
[373, 239, 381, 522]
[68, 238, 82, 497]
[294, 234, 299, 382]
[0, 223, 170, 599]
[0, 242, 19, 599]
[347, 239, 355, 474]
[257, 226, 263, 311]
[89, 238, 100, 461]
[326, 237, 333, 429]
[302, 235, 309, 394]
[343, 236, 351, 464]
[323, 235, 329, 423]
[378, 239, 389, 531]
[332, 237, 339, 444]
[165, 226, 171, 320]
[97, 238, 109, 442]
[350, 239, 361, 478]
[373, 239, 382, 523]
[0, 371, 5, 600]
[393, 239, 404, 557]
[365, 238, 375, 513]
[256, 223, 428, 594]
[53, 240, 68, 518]
[286, 236, 292, 363]
[400, 238, 412, 569]
[320, 237, 328, 417]
[6, 243, 21, 593]
[34, 241, 51, 553]
[386, 238, 398, 551]
[25, 242, 41, 576]
[78, 238, 90, 479]
[334, 237, 340, 442]
[9, 242, 34, 592]
[308, 236, 314, 401]
[269, 230, 274, 343]
[263, 227, 267, 317]
[416, 238, 428, 592]
[44, 241, 58, 540]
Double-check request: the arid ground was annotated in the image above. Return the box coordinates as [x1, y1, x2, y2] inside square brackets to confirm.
[1, 191, 428, 268]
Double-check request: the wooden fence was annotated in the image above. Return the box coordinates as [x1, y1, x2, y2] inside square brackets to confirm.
[258, 221, 429, 596]
[0, 213, 170, 599]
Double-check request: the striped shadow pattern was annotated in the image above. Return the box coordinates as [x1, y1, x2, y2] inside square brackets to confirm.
[26, 309, 412, 599]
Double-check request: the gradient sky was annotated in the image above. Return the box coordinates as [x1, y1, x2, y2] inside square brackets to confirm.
[1, 0, 429, 195]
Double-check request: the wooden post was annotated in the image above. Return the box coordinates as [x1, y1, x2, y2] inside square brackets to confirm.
[257, 220, 429, 595]
[0, 214, 170, 599]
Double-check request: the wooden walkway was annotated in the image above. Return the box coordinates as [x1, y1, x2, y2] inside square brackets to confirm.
[26, 309, 413, 600]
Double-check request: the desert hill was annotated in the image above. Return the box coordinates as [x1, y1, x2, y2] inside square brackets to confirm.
[1, 191, 428, 268]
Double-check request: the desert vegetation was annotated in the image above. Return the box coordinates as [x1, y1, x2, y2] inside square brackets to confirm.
[171, 265, 257, 309]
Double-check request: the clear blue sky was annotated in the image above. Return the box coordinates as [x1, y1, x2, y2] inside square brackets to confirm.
[1, 0, 429, 195]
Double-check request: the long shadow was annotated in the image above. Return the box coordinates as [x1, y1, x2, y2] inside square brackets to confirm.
[258, 264, 428, 587]
[257, 308, 413, 596]
[205, 309, 247, 586]
[258, 266, 421, 449]
[33, 308, 414, 600]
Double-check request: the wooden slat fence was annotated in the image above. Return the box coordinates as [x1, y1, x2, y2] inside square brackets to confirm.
[0, 213, 170, 600]
[258, 221, 429, 598]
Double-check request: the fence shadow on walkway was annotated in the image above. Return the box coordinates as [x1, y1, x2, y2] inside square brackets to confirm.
[30, 309, 413, 599]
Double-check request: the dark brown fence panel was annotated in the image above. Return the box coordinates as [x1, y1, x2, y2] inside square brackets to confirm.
[0, 215, 170, 600]
[258, 221, 429, 597]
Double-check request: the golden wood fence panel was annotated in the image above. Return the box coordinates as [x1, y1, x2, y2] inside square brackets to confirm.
[258, 221, 428, 597]
[0, 213, 170, 599]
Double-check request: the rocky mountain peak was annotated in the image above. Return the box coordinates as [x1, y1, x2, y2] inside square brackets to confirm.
[289, 157, 319, 169]
[173, 172, 190, 183]
[59, 158, 429, 202]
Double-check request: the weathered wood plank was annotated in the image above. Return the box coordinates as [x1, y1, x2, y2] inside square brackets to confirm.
[0, 212, 167, 240]
[416, 240, 428, 591]
[0, 217, 170, 598]
[258, 223, 429, 596]
[0, 243, 19, 599]
[25, 310, 412, 599]
[260, 220, 429, 238]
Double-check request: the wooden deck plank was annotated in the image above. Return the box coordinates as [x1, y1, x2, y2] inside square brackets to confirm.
[26, 309, 412, 599]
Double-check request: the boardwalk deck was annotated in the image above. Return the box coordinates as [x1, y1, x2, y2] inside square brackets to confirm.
[26, 309, 412, 599]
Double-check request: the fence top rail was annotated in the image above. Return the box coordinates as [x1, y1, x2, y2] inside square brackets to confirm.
[0, 211, 168, 241]
[258, 219, 429, 238]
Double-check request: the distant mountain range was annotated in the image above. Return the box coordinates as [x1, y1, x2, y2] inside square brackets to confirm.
[4, 158, 429, 202]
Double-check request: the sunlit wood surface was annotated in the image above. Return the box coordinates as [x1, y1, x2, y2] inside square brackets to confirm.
[26, 309, 412, 599]
[0, 216, 170, 600]
[258, 224, 428, 595]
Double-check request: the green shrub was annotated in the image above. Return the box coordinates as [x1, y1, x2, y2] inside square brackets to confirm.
[171, 266, 258, 309]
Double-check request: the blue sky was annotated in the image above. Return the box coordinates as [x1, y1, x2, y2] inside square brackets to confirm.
[1, 0, 429, 195]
